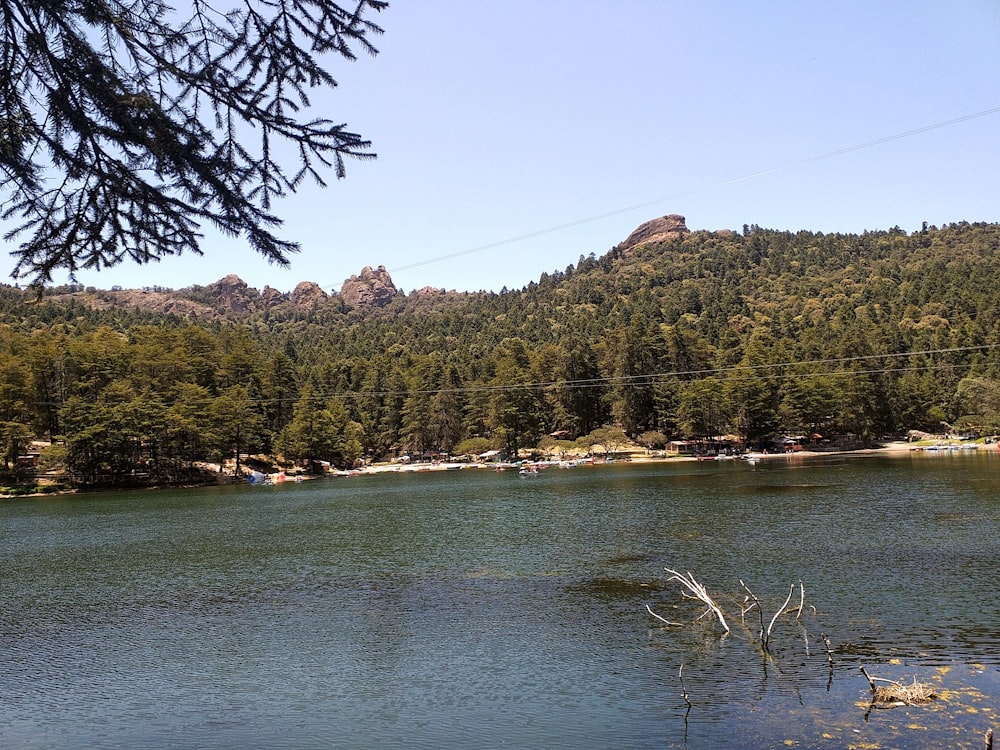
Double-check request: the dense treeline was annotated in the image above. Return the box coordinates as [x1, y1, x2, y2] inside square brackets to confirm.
[3, 221, 1000, 486]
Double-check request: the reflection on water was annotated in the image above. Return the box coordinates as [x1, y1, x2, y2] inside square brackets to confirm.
[2, 453, 999, 748]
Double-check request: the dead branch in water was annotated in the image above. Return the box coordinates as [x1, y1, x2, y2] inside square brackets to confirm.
[860, 666, 937, 706]
[738, 595, 758, 623]
[767, 584, 796, 647]
[821, 634, 833, 667]
[739, 580, 767, 643]
[652, 571, 808, 649]
[663, 568, 730, 633]
[645, 604, 683, 627]
[821, 633, 834, 690]
[738, 580, 795, 651]
[679, 663, 692, 709]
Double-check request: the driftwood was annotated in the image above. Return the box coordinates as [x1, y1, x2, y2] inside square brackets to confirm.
[821, 633, 834, 689]
[768, 584, 796, 647]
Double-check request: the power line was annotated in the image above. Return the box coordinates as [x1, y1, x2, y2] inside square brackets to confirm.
[325, 343, 999, 401]
[32, 343, 1000, 410]
[379, 105, 1000, 278]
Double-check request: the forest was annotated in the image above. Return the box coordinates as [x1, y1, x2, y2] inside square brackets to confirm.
[3, 220, 1000, 488]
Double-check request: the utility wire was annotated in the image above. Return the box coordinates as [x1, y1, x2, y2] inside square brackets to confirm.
[32, 343, 1000, 409]
[312, 343, 999, 402]
[380, 105, 1000, 278]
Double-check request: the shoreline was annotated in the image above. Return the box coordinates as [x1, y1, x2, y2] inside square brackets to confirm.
[347, 439, 989, 475]
[4, 440, 994, 498]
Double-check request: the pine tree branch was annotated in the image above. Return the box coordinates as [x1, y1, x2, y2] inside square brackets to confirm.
[1, 0, 386, 283]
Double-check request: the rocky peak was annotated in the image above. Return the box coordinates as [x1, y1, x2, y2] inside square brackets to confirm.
[260, 285, 286, 307]
[207, 274, 258, 313]
[340, 265, 400, 309]
[290, 281, 328, 308]
[620, 214, 690, 252]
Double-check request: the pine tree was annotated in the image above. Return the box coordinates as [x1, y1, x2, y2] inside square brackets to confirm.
[1, 0, 386, 283]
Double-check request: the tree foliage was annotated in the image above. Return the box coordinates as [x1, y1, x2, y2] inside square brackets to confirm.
[1, 0, 386, 283]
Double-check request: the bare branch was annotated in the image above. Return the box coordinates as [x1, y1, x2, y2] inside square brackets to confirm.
[665, 568, 729, 633]
[766, 583, 796, 644]
[679, 664, 692, 709]
[645, 604, 683, 627]
[739, 579, 766, 643]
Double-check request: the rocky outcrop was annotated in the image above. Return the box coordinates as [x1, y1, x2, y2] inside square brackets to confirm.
[74, 289, 215, 316]
[620, 214, 689, 252]
[411, 286, 448, 298]
[340, 265, 400, 309]
[260, 285, 286, 307]
[207, 274, 258, 314]
[289, 281, 328, 308]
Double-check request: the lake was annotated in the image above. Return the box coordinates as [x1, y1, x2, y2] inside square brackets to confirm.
[2, 453, 999, 748]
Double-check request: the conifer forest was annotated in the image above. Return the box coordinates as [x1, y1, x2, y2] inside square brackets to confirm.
[3, 221, 1000, 487]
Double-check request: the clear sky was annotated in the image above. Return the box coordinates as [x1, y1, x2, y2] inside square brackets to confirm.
[6, 1, 1000, 294]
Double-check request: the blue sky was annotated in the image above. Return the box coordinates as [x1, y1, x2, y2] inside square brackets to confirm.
[7, 1, 1000, 294]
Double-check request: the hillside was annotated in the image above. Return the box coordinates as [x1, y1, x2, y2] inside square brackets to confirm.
[3, 216, 1000, 487]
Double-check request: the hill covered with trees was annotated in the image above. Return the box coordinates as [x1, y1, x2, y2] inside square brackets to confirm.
[3, 216, 1000, 488]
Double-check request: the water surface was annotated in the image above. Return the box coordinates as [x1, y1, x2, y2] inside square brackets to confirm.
[3, 453, 999, 748]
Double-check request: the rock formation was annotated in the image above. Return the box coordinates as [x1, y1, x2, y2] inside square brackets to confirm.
[260, 285, 286, 307]
[620, 214, 690, 252]
[289, 281, 328, 308]
[340, 265, 400, 309]
[207, 274, 258, 314]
